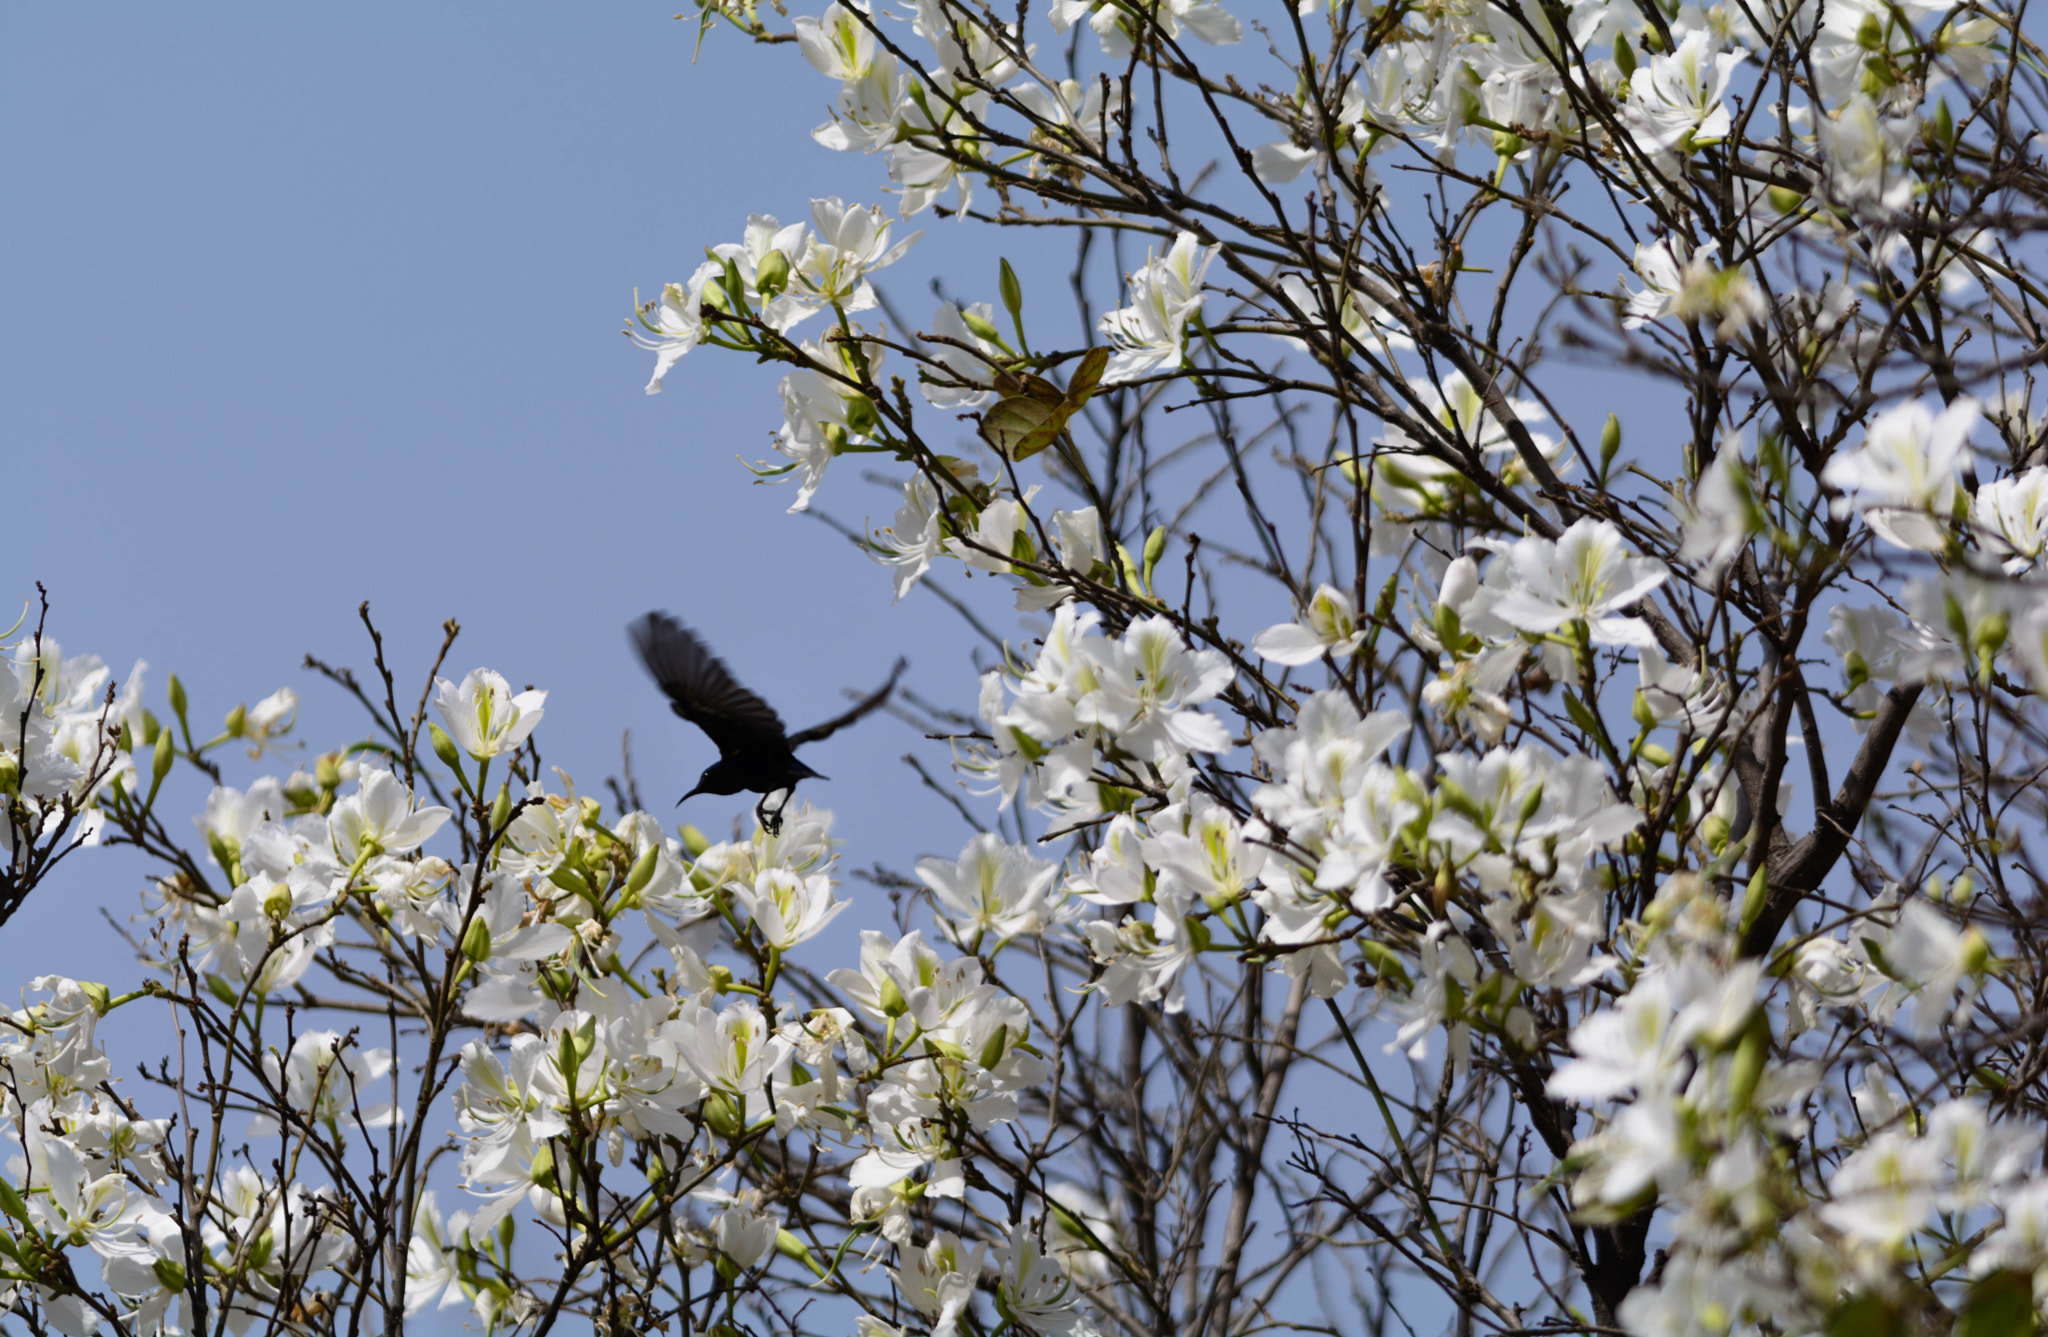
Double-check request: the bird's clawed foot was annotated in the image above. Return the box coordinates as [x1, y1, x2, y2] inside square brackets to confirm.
[755, 789, 794, 837]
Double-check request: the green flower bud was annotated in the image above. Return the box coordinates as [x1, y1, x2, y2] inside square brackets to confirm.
[701, 1091, 743, 1138]
[490, 783, 512, 836]
[0, 1176, 30, 1226]
[223, 702, 247, 739]
[429, 722, 463, 772]
[1725, 1013, 1768, 1112]
[1738, 865, 1770, 937]
[999, 257, 1024, 325]
[547, 864, 592, 900]
[1766, 184, 1805, 214]
[961, 308, 1005, 344]
[1702, 813, 1731, 854]
[624, 843, 662, 898]
[1613, 33, 1636, 78]
[680, 823, 711, 858]
[316, 752, 343, 790]
[775, 1230, 818, 1270]
[1142, 525, 1168, 591]
[152, 726, 175, 785]
[461, 913, 494, 962]
[167, 673, 188, 722]
[755, 247, 792, 297]
[1960, 927, 1991, 975]
[1601, 413, 1623, 474]
[844, 394, 880, 437]
[978, 1027, 1009, 1071]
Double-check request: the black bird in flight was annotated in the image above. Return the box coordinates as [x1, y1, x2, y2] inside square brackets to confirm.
[630, 612, 906, 834]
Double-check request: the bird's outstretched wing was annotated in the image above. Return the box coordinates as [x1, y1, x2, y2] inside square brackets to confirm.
[788, 658, 908, 748]
[629, 613, 788, 757]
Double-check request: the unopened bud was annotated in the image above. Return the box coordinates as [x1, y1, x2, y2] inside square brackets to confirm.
[490, 784, 512, 835]
[1960, 926, 1991, 975]
[680, 824, 711, 858]
[0, 1177, 31, 1227]
[1726, 1013, 1768, 1112]
[625, 843, 662, 898]
[1767, 185, 1805, 214]
[961, 308, 1004, 344]
[1142, 525, 1168, 591]
[701, 1091, 743, 1138]
[167, 673, 188, 722]
[754, 247, 792, 297]
[999, 257, 1024, 325]
[429, 722, 463, 772]
[1600, 413, 1622, 473]
[775, 1230, 817, 1269]
[223, 703, 247, 739]
[152, 727, 175, 785]
[1702, 813, 1731, 854]
[461, 914, 493, 962]
[1738, 865, 1770, 936]
[844, 394, 880, 437]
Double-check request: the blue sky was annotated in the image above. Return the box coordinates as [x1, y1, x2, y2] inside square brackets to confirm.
[0, 5, 1069, 985]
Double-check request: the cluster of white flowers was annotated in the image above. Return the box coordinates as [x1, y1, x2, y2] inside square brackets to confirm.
[1, 634, 146, 862]
[1, 654, 1125, 1337]
[14, 0, 2039, 1321]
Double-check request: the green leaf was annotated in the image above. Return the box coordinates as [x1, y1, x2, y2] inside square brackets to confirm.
[980, 395, 1072, 461]
[1067, 346, 1110, 403]
[1959, 1271, 2035, 1337]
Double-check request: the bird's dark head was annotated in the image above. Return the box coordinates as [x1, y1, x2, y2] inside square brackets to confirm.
[679, 760, 746, 804]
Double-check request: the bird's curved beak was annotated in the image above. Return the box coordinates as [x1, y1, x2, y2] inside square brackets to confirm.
[677, 785, 706, 806]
